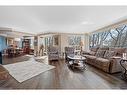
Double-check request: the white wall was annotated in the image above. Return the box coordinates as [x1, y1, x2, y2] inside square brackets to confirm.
[60, 33, 69, 53]
[60, 33, 86, 52]
[37, 33, 89, 53]
[38, 34, 61, 51]
[84, 34, 90, 51]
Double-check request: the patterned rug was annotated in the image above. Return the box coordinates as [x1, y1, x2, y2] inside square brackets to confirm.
[3, 59, 55, 83]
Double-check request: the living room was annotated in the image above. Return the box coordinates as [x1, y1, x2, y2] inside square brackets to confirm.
[1, 6, 127, 92]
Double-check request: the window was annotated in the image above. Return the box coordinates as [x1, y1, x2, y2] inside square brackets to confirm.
[68, 35, 81, 45]
[0, 36, 7, 51]
[89, 24, 127, 48]
[44, 36, 53, 46]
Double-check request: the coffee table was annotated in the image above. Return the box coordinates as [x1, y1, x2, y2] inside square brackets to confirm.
[67, 55, 86, 71]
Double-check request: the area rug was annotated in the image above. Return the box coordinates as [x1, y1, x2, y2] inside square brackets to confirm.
[34, 56, 48, 64]
[3, 60, 55, 83]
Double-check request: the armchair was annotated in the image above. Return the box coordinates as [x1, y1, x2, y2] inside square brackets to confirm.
[65, 47, 75, 60]
[47, 46, 60, 61]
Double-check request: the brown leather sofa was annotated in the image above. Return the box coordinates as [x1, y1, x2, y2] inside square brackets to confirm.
[83, 47, 126, 73]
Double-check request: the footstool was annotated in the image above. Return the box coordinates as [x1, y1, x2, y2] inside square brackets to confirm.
[0, 65, 9, 80]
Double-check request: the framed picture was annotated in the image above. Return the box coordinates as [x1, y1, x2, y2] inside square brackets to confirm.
[54, 35, 59, 46]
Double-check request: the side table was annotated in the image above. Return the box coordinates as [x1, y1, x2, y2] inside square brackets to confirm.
[120, 58, 127, 79]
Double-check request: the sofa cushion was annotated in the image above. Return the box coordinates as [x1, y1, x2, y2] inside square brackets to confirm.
[96, 58, 110, 72]
[95, 50, 106, 58]
[104, 50, 116, 59]
[96, 58, 110, 64]
[85, 55, 97, 65]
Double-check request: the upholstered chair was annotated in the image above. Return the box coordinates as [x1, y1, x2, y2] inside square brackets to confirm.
[65, 47, 75, 60]
[47, 46, 60, 61]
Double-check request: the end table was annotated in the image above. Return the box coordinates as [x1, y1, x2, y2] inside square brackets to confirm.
[120, 58, 127, 79]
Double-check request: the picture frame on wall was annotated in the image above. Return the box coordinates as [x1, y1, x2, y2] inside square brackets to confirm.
[54, 35, 59, 46]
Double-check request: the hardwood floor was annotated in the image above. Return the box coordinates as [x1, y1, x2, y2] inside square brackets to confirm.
[0, 55, 127, 89]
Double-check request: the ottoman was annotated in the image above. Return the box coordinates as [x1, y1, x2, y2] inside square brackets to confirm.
[0, 65, 9, 80]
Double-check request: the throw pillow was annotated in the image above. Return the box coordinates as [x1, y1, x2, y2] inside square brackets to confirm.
[104, 50, 116, 59]
[95, 50, 106, 58]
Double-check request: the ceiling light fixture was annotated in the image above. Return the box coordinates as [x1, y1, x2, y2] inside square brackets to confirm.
[82, 21, 94, 25]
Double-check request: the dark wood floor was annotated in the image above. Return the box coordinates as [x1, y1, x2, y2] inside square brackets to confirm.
[1, 55, 127, 89]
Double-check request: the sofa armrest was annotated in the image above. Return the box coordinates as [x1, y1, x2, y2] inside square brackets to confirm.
[82, 51, 90, 55]
[82, 51, 96, 56]
[109, 56, 122, 73]
[110, 56, 121, 59]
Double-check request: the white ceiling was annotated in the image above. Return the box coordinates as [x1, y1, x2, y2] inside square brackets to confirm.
[0, 6, 127, 34]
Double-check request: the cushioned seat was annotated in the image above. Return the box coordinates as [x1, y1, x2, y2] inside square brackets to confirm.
[96, 58, 110, 72]
[96, 58, 110, 64]
[85, 55, 97, 59]
[85, 55, 97, 65]
[83, 47, 124, 73]
[0, 65, 9, 80]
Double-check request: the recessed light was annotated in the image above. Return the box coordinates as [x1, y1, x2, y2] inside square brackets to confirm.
[82, 21, 94, 25]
